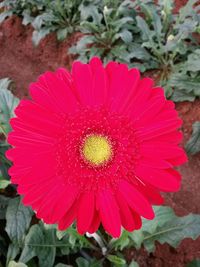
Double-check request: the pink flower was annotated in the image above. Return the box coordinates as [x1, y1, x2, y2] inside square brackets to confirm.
[7, 57, 187, 237]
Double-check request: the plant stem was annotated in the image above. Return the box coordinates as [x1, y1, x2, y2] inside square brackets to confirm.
[86, 232, 107, 255]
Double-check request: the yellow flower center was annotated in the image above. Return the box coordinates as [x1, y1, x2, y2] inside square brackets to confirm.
[82, 134, 112, 166]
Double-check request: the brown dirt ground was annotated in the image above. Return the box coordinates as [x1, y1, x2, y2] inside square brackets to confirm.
[0, 8, 200, 267]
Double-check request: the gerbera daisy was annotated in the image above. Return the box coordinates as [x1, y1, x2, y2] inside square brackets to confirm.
[6, 57, 187, 237]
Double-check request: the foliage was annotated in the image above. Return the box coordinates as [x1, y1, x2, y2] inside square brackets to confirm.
[169, 49, 200, 101]
[185, 122, 200, 155]
[0, 78, 18, 181]
[31, 0, 84, 45]
[70, 0, 141, 65]
[109, 206, 200, 253]
[0, 0, 90, 45]
[1, 0, 200, 101]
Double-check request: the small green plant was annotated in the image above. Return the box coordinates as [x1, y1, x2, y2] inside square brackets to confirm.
[31, 0, 85, 45]
[0, 0, 93, 45]
[70, 0, 140, 65]
[134, 0, 200, 96]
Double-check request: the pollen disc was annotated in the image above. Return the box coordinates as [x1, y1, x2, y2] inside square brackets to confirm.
[82, 134, 112, 166]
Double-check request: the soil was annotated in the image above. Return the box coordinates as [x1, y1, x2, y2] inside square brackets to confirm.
[0, 3, 200, 266]
[0, 15, 81, 98]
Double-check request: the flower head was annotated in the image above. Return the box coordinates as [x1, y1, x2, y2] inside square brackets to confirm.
[7, 57, 187, 237]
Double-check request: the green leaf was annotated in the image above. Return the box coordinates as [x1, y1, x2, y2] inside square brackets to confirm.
[109, 230, 130, 251]
[136, 16, 153, 41]
[187, 259, 200, 267]
[178, 0, 197, 22]
[0, 195, 10, 219]
[20, 224, 56, 267]
[170, 89, 196, 102]
[132, 206, 200, 252]
[8, 261, 27, 267]
[0, 78, 19, 134]
[6, 244, 20, 264]
[76, 257, 102, 267]
[117, 29, 133, 44]
[186, 50, 200, 72]
[185, 122, 200, 155]
[57, 28, 68, 41]
[169, 73, 200, 97]
[107, 255, 126, 266]
[32, 29, 51, 46]
[5, 197, 33, 244]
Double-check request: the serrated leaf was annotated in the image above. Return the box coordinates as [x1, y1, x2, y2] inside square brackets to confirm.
[0, 78, 19, 134]
[169, 73, 200, 96]
[117, 29, 133, 43]
[186, 50, 200, 72]
[136, 16, 153, 40]
[5, 197, 33, 244]
[20, 224, 56, 267]
[185, 122, 200, 155]
[170, 89, 195, 102]
[178, 0, 197, 22]
[109, 230, 130, 250]
[134, 207, 200, 253]
[107, 255, 126, 265]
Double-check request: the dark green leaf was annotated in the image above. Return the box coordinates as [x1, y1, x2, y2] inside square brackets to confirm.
[185, 122, 200, 155]
[20, 224, 56, 267]
[5, 197, 33, 244]
[132, 206, 200, 252]
[0, 194, 9, 219]
[6, 244, 20, 264]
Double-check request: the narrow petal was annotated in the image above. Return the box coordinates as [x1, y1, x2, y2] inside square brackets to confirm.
[115, 191, 135, 231]
[36, 184, 79, 223]
[135, 165, 181, 192]
[77, 191, 95, 235]
[58, 201, 78, 231]
[97, 189, 121, 238]
[88, 210, 101, 234]
[118, 180, 154, 219]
